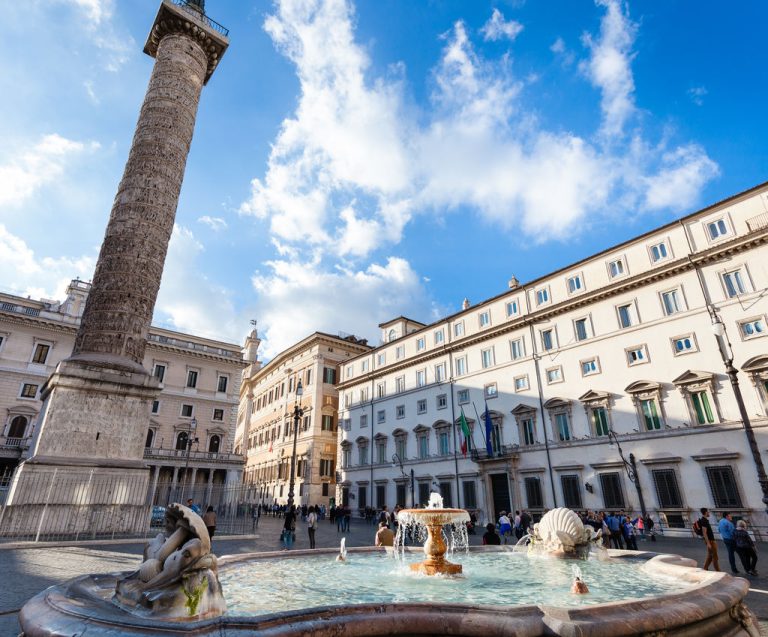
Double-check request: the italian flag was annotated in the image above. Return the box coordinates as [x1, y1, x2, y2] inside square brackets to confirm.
[459, 408, 471, 456]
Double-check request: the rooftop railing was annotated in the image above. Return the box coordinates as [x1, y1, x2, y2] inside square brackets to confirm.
[173, 0, 229, 37]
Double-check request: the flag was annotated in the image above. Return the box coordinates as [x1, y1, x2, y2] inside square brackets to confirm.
[484, 402, 493, 456]
[459, 408, 471, 456]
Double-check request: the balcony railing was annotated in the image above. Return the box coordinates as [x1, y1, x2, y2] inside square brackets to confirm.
[0, 436, 29, 449]
[747, 212, 768, 232]
[0, 303, 40, 317]
[172, 0, 229, 37]
[143, 447, 244, 465]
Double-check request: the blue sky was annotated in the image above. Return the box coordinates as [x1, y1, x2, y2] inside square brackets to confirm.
[0, 0, 766, 358]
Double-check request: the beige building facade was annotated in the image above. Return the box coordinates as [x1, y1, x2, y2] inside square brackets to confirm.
[238, 332, 370, 508]
[337, 182, 768, 535]
[0, 279, 246, 503]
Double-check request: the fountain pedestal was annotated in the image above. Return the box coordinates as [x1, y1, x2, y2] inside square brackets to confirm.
[398, 507, 469, 576]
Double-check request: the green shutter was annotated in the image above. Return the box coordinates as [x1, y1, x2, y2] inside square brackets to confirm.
[692, 392, 706, 424]
[701, 392, 714, 423]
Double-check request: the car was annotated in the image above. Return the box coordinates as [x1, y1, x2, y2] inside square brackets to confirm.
[150, 505, 166, 527]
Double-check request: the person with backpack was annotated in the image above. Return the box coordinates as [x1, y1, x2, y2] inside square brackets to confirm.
[734, 519, 758, 576]
[695, 507, 720, 571]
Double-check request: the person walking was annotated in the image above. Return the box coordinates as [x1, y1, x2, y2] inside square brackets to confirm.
[344, 506, 352, 533]
[282, 506, 296, 549]
[607, 513, 624, 549]
[718, 512, 739, 574]
[203, 506, 217, 539]
[498, 511, 512, 544]
[622, 516, 638, 550]
[734, 520, 758, 576]
[375, 521, 395, 546]
[698, 508, 720, 571]
[307, 505, 318, 549]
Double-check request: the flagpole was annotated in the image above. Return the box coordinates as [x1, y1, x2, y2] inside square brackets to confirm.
[471, 402, 487, 449]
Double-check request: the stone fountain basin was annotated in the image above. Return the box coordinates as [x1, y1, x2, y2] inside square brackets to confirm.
[397, 507, 470, 525]
[19, 547, 758, 637]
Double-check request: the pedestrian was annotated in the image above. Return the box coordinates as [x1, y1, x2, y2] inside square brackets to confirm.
[375, 521, 395, 546]
[734, 520, 758, 576]
[644, 514, 656, 542]
[307, 505, 318, 549]
[482, 523, 501, 545]
[282, 506, 296, 549]
[186, 498, 202, 515]
[636, 515, 644, 540]
[622, 516, 638, 550]
[344, 505, 352, 533]
[718, 511, 739, 574]
[203, 506, 216, 538]
[379, 505, 391, 528]
[697, 508, 720, 571]
[607, 513, 624, 549]
[513, 510, 523, 540]
[519, 510, 531, 536]
[498, 511, 512, 544]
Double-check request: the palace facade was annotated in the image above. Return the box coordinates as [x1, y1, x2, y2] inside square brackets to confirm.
[336, 182, 768, 535]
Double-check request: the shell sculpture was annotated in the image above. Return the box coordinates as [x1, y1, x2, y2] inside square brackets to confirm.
[532, 508, 601, 555]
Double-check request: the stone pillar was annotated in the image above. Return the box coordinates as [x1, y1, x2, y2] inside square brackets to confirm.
[0, 2, 228, 539]
[149, 465, 160, 506]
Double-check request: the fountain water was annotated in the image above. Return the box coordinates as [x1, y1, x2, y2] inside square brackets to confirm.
[395, 493, 470, 575]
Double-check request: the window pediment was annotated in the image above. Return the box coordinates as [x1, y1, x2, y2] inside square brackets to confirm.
[482, 409, 504, 422]
[543, 397, 569, 411]
[413, 424, 430, 434]
[392, 428, 408, 437]
[742, 355, 768, 373]
[7, 404, 38, 417]
[432, 420, 451, 430]
[625, 380, 661, 394]
[373, 432, 388, 441]
[578, 390, 611, 404]
[672, 370, 714, 386]
[355, 435, 369, 445]
[511, 403, 536, 416]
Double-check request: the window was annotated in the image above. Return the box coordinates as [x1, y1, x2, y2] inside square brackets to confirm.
[581, 358, 599, 376]
[626, 345, 648, 366]
[706, 465, 743, 508]
[181, 404, 194, 418]
[536, 288, 550, 305]
[652, 469, 683, 508]
[342, 446, 352, 468]
[377, 353, 386, 366]
[617, 303, 635, 328]
[360, 387, 369, 402]
[608, 258, 625, 278]
[217, 375, 228, 393]
[435, 363, 446, 382]
[650, 241, 669, 262]
[395, 376, 405, 393]
[377, 410, 386, 424]
[524, 477, 543, 508]
[377, 382, 386, 398]
[151, 400, 160, 414]
[454, 321, 465, 338]
[213, 408, 224, 421]
[388, 328, 397, 342]
[418, 434, 429, 459]
[514, 375, 529, 392]
[416, 369, 426, 387]
[722, 268, 747, 297]
[438, 431, 450, 455]
[541, 329, 554, 351]
[346, 366, 353, 379]
[306, 368, 314, 385]
[640, 398, 662, 430]
[395, 436, 407, 459]
[673, 334, 697, 354]
[546, 366, 563, 384]
[707, 218, 729, 240]
[20, 383, 38, 399]
[176, 431, 189, 451]
[590, 406, 610, 436]
[321, 415, 335, 431]
[661, 289, 683, 315]
[510, 337, 525, 359]
[361, 360, 369, 372]
[455, 356, 467, 376]
[521, 418, 535, 445]
[319, 458, 335, 477]
[567, 274, 583, 294]
[561, 475, 582, 509]
[376, 441, 387, 464]
[437, 394, 448, 409]
[555, 413, 571, 441]
[360, 414, 368, 428]
[506, 300, 519, 317]
[434, 330, 444, 345]
[574, 318, 589, 341]
[457, 389, 470, 404]
[209, 435, 221, 453]
[479, 311, 490, 327]
[145, 428, 155, 448]
[463, 481, 478, 509]
[484, 383, 498, 399]
[32, 343, 50, 364]
[358, 445, 368, 466]
[691, 390, 715, 424]
[396, 345, 405, 359]
[600, 472, 625, 509]
[740, 318, 766, 339]
[417, 399, 427, 414]
[186, 370, 198, 388]
[323, 367, 337, 384]
[153, 364, 166, 383]
[417, 337, 426, 351]
[481, 347, 494, 369]
[396, 405, 405, 419]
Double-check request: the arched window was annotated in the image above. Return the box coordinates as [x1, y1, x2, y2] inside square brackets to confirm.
[209, 434, 221, 453]
[145, 428, 155, 448]
[176, 431, 189, 451]
[388, 328, 396, 342]
[8, 415, 28, 439]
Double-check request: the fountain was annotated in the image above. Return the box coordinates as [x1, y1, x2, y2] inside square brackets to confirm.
[395, 492, 470, 575]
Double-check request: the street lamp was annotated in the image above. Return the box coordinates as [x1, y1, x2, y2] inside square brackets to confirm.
[392, 453, 415, 508]
[607, 429, 647, 521]
[180, 417, 198, 502]
[286, 380, 303, 511]
[710, 309, 768, 512]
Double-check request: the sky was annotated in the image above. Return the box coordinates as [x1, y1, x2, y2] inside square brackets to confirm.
[0, 0, 766, 359]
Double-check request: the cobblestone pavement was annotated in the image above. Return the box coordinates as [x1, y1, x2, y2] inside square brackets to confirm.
[1, 518, 766, 635]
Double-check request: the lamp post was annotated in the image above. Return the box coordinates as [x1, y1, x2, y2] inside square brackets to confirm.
[607, 429, 647, 521]
[286, 380, 304, 511]
[180, 417, 198, 502]
[710, 310, 768, 512]
[392, 453, 415, 508]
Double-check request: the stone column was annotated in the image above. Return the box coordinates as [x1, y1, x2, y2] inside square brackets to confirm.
[149, 465, 160, 506]
[0, 2, 228, 539]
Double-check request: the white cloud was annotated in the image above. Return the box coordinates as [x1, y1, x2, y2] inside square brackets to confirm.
[0, 224, 96, 300]
[481, 9, 524, 42]
[580, 0, 637, 139]
[550, 37, 566, 54]
[688, 86, 707, 106]
[198, 216, 228, 232]
[0, 134, 99, 208]
[641, 144, 720, 211]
